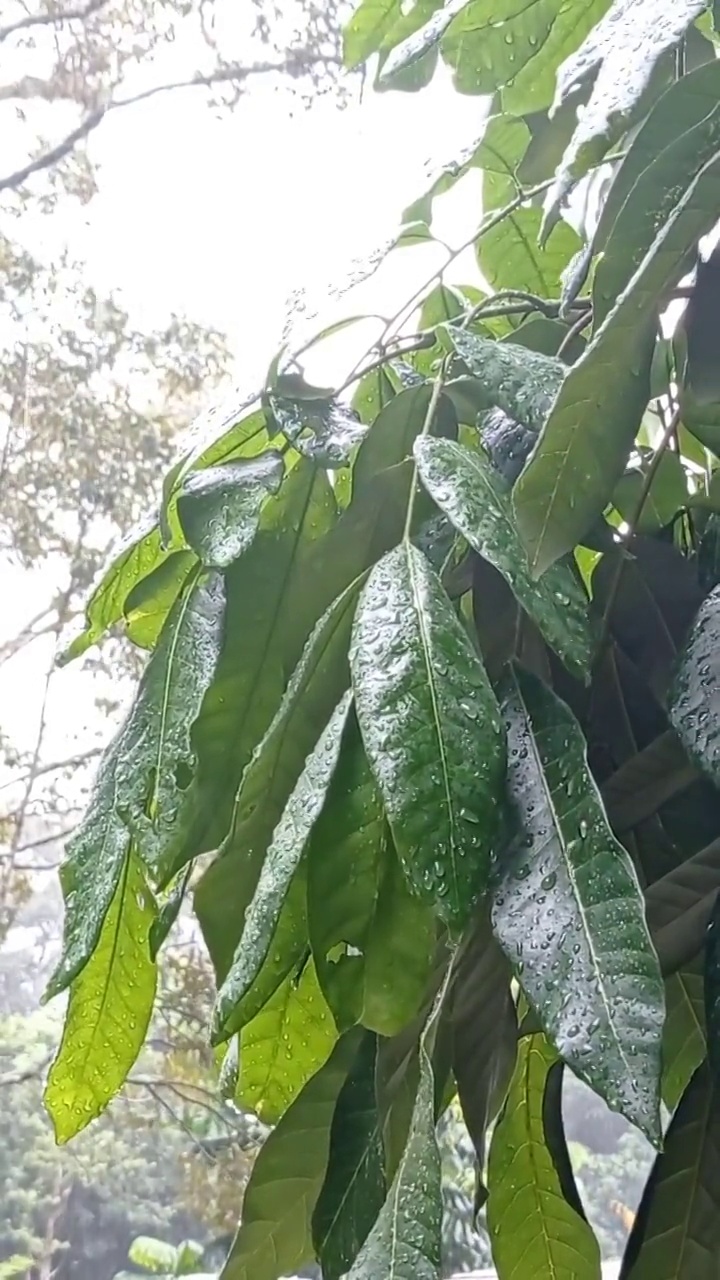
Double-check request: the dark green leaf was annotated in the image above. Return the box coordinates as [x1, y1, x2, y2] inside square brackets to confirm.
[45, 848, 157, 1141]
[307, 713, 434, 1036]
[601, 730, 700, 835]
[705, 891, 720, 1082]
[414, 435, 593, 680]
[663, 960, 706, 1111]
[450, 330, 564, 433]
[350, 541, 505, 932]
[177, 452, 284, 568]
[613, 452, 688, 534]
[491, 666, 665, 1142]
[670, 584, 720, 787]
[621, 1064, 720, 1279]
[212, 693, 352, 1042]
[313, 1034, 386, 1279]
[647, 838, 720, 976]
[487, 1033, 601, 1278]
[46, 571, 224, 998]
[543, 1061, 588, 1221]
[346, 1046, 442, 1280]
[221, 1032, 359, 1280]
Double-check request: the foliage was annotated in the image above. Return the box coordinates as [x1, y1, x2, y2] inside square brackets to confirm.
[41, 0, 720, 1277]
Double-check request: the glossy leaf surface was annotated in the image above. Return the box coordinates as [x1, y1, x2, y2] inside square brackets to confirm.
[670, 585, 720, 787]
[177, 451, 284, 568]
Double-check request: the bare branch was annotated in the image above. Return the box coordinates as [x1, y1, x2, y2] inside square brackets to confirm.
[0, 747, 101, 797]
[0, 105, 106, 193]
[0, 1051, 52, 1086]
[0, 0, 111, 44]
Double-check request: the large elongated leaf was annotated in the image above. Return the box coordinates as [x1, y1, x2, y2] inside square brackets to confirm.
[307, 713, 434, 1036]
[491, 666, 665, 1142]
[195, 573, 364, 985]
[414, 435, 592, 681]
[312, 1033, 386, 1279]
[669, 584, 720, 788]
[663, 961, 706, 1112]
[221, 1032, 360, 1280]
[346, 1046, 442, 1280]
[212, 693, 352, 1042]
[481, 207, 582, 299]
[350, 541, 505, 932]
[45, 848, 157, 1142]
[621, 1064, 720, 1278]
[177, 452, 284, 568]
[646, 837, 720, 976]
[450, 330, 564, 434]
[487, 1033, 601, 1279]
[46, 571, 224, 998]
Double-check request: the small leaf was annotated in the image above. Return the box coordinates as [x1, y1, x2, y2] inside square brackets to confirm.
[269, 394, 366, 466]
[312, 1033, 386, 1279]
[177, 452, 284, 569]
[414, 435, 593, 680]
[238, 959, 338, 1124]
[487, 1033, 601, 1279]
[491, 666, 665, 1142]
[449, 330, 565, 433]
[220, 1032, 360, 1280]
[670, 584, 720, 788]
[350, 542, 505, 932]
[621, 1064, 720, 1278]
[45, 848, 157, 1141]
[212, 693, 352, 1042]
[346, 1046, 442, 1280]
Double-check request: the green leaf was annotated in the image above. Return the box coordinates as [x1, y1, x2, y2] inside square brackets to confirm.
[238, 958, 338, 1124]
[268, 395, 365, 466]
[164, 397, 269, 508]
[449, 330, 565, 433]
[46, 571, 224, 998]
[414, 435, 593, 680]
[350, 541, 505, 932]
[646, 839, 720, 977]
[312, 1033, 386, 1279]
[491, 666, 665, 1142]
[663, 960, 706, 1112]
[487, 1033, 601, 1278]
[44, 848, 157, 1142]
[124, 550, 197, 650]
[307, 712, 435, 1036]
[705, 891, 720, 1081]
[377, 0, 467, 85]
[621, 1064, 720, 1279]
[343, 0, 398, 65]
[346, 1046, 442, 1280]
[601, 730, 700, 836]
[612, 452, 689, 534]
[441, 0, 609, 113]
[220, 1032, 360, 1280]
[212, 693, 352, 1042]
[177, 452, 284, 569]
[196, 574, 364, 985]
[479, 207, 582, 298]
[542, 0, 706, 234]
[670, 585, 720, 788]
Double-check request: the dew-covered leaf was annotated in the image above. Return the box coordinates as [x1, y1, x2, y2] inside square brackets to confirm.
[212, 693, 352, 1042]
[414, 435, 592, 680]
[269, 393, 366, 466]
[307, 712, 434, 1036]
[346, 1045, 442, 1280]
[313, 1033, 386, 1279]
[491, 665, 665, 1142]
[487, 1033, 601, 1279]
[221, 1032, 360, 1280]
[177, 451, 284, 569]
[449, 330, 565, 434]
[670, 585, 720, 788]
[350, 541, 505, 932]
[45, 848, 157, 1141]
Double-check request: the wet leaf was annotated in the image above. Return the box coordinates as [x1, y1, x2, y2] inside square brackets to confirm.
[346, 1046, 442, 1280]
[221, 1032, 360, 1280]
[670, 585, 720, 788]
[313, 1033, 386, 1279]
[269, 394, 366, 466]
[487, 1033, 601, 1278]
[350, 541, 505, 932]
[449, 330, 565, 434]
[414, 435, 593, 681]
[307, 713, 434, 1036]
[491, 665, 665, 1142]
[45, 848, 157, 1141]
[124, 550, 197, 650]
[177, 451, 284, 568]
[212, 693, 352, 1042]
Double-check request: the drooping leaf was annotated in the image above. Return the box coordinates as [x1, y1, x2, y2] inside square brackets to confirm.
[45, 848, 157, 1141]
[268, 393, 366, 466]
[621, 1064, 720, 1279]
[307, 713, 434, 1036]
[212, 693, 353, 1042]
[238, 958, 338, 1124]
[491, 665, 665, 1142]
[123, 550, 197, 650]
[312, 1033, 386, 1279]
[449, 330, 565, 434]
[543, 1060, 589, 1222]
[221, 1032, 360, 1280]
[414, 435, 593, 681]
[46, 571, 224, 998]
[177, 452, 284, 569]
[663, 960, 706, 1112]
[487, 1033, 601, 1279]
[350, 541, 505, 932]
[346, 1046, 442, 1280]
[670, 584, 720, 788]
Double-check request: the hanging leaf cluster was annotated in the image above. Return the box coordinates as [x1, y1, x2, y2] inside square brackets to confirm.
[43, 0, 720, 1275]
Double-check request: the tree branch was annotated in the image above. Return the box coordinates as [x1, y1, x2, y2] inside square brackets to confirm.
[0, 0, 111, 44]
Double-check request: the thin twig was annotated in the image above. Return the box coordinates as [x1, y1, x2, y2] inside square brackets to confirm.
[0, 0, 110, 41]
[557, 307, 593, 360]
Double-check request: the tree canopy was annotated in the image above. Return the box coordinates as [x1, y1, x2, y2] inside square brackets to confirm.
[39, 0, 720, 1277]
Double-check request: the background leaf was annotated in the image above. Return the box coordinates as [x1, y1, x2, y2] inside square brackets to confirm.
[670, 584, 720, 787]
